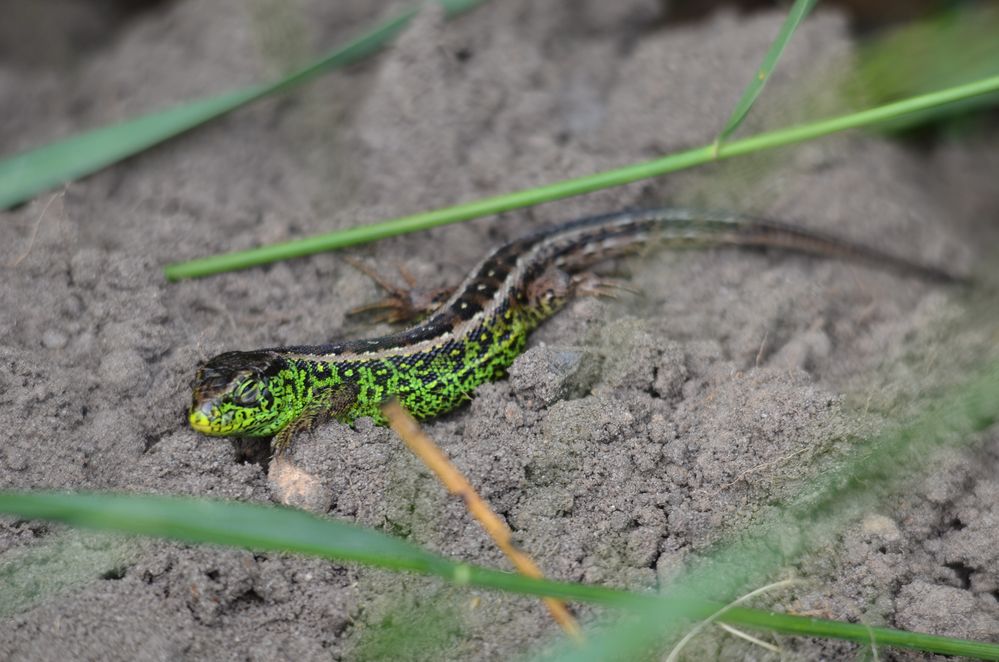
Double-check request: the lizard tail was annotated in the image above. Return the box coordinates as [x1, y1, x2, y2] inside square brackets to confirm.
[725, 216, 966, 284]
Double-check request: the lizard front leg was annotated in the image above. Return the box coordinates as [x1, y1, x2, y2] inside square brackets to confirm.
[345, 257, 454, 324]
[271, 382, 360, 454]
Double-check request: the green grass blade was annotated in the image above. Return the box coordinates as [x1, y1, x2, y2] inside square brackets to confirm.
[164, 73, 999, 280]
[1, 491, 998, 658]
[0, 86, 261, 211]
[726, 608, 999, 660]
[0, 490, 641, 608]
[714, 0, 816, 143]
[0, 491, 448, 574]
[0, 490, 652, 611]
[0, 0, 488, 211]
[719, 74, 999, 153]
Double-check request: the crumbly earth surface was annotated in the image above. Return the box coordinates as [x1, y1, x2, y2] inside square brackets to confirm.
[2, 1, 998, 660]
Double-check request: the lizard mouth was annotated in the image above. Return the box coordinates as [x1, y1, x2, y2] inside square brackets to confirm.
[188, 409, 214, 434]
[188, 401, 230, 435]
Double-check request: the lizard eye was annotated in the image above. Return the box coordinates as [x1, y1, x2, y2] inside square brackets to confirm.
[234, 382, 261, 407]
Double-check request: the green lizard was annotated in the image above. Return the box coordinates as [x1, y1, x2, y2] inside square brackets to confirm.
[188, 208, 956, 449]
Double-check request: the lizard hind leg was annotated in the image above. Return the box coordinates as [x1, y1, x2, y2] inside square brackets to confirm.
[524, 266, 573, 316]
[525, 265, 638, 316]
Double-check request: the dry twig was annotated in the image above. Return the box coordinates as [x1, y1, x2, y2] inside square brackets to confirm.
[382, 399, 583, 644]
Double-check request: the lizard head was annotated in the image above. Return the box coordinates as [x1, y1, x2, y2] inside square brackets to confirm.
[188, 350, 297, 437]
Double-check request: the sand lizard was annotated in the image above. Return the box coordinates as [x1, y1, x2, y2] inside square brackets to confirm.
[187, 207, 955, 450]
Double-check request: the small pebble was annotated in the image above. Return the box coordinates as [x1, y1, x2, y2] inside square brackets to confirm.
[41, 329, 68, 349]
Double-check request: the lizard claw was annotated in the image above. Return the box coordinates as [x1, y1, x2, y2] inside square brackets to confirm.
[570, 273, 640, 299]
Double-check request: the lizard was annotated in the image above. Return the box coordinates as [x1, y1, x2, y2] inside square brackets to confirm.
[187, 207, 958, 450]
